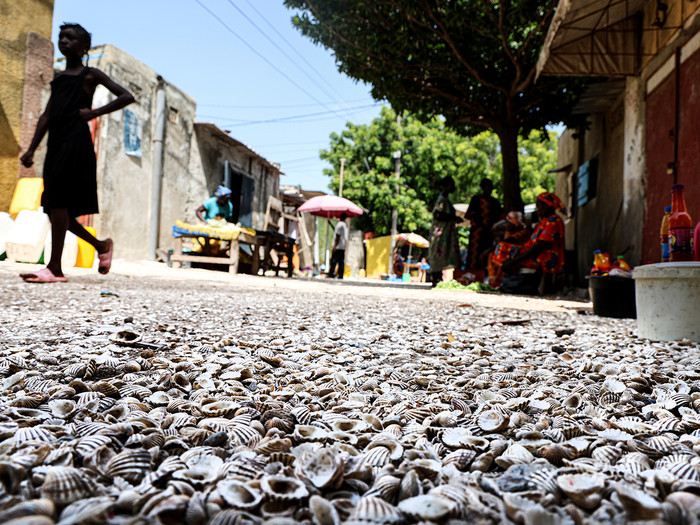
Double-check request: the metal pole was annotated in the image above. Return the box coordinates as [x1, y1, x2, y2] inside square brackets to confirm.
[148, 76, 166, 260]
[338, 157, 346, 197]
[388, 115, 402, 275]
[325, 217, 331, 270]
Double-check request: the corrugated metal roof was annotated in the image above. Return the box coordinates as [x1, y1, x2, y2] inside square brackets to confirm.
[537, 0, 646, 78]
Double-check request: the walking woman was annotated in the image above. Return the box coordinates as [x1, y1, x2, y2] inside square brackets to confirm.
[428, 176, 461, 287]
[20, 23, 134, 282]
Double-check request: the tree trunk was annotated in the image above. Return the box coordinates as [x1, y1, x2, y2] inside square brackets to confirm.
[497, 127, 524, 213]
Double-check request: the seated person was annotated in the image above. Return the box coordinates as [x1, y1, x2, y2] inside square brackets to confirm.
[196, 186, 234, 224]
[393, 251, 405, 277]
[486, 211, 530, 287]
[499, 193, 565, 285]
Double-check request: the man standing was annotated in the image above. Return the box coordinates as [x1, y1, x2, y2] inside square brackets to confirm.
[328, 213, 348, 279]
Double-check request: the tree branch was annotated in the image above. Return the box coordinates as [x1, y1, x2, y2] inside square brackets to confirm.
[401, 0, 509, 95]
[497, 0, 523, 94]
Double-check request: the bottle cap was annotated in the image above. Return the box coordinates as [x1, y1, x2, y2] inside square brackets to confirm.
[665, 206, 672, 212]
[671, 184, 685, 192]
[593, 249, 601, 254]
[617, 255, 624, 259]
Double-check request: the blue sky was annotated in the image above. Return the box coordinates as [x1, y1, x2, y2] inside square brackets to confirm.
[52, 1, 382, 192]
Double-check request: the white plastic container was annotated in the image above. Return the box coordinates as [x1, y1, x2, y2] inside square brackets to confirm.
[0, 212, 13, 256]
[5, 209, 50, 263]
[44, 231, 79, 268]
[634, 262, 700, 342]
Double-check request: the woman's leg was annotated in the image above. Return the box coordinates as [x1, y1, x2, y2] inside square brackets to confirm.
[47, 208, 70, 277]
[68, 218, 108, 253]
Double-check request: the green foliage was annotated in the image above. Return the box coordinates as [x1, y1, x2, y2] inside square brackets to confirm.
[322, 107, 558, 237]
[283, 0, 588, 211]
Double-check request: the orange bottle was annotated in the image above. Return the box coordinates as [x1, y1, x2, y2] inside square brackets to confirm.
[669, 184, 694, 262]
[660, 206, 671, 262]
[614, 255, 630, 271]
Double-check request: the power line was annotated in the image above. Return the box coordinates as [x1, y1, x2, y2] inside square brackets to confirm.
[198, 98, 372, 109]
[211, 103, 380, 127]
[196, 102, 379, 123]
[240, 0, 345, 104]
[225, 0, 343, 109]
[194, 0, 345, 116]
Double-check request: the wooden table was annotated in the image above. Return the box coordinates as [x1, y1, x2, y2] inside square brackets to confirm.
[171, 231, 261, 275]
[256, 231, 295, 277]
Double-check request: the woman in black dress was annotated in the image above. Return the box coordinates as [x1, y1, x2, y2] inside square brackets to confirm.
[20, 23, 134, 282]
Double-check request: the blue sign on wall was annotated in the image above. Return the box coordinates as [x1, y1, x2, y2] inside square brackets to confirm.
[124, 109, 142, 157]
[577, 156, 598, 206]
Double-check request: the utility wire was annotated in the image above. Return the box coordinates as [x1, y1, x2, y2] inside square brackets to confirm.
[241, 0, 345, 103]
[194, 0, 345, 116]
[198, 98, 371, 109]
[197, 102, 379, 123]
[225, 0, 344, 109]
[211, 103, 379, 127]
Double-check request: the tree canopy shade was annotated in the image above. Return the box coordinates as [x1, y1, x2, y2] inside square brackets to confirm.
[322, 106, 557, 237]
[283, 0, 588, 212]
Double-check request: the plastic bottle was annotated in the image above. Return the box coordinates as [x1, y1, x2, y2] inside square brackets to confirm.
[614, 255, 630, 272]
[669, 184, 694, 262]
[592, 250, 611, 275]
[660, 205, 671, 262]
[695, 222, 700, 262]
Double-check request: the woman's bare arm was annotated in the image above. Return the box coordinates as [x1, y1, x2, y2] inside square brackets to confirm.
[80, 68, 135, 121]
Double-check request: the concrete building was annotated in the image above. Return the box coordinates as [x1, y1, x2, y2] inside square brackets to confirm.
[0, 0, 54, 211]
[537, 0, 700, 278]
[42, 44, 281, 260]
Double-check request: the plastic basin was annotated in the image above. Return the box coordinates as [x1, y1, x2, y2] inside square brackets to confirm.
[633, 262, 700, 342]
[587, 275, 636, 319]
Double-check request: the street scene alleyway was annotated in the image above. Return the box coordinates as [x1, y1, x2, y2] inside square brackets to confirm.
[2, 261, 699, 523]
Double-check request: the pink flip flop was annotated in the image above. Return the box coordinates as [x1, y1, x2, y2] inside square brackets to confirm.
[98, 238, 113, 275]
[22, 267, 68, 283]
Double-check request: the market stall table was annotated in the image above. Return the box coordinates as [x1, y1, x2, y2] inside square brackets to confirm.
[170, 221, 261, 275]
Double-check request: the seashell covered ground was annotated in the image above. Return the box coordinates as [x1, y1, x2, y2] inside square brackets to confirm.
[1, 262, 700, 524]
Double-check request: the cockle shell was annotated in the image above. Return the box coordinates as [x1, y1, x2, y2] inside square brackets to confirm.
[441, 429, 488, 451]
[259, 475, 308, 501]
[349, 496, 403, 524]
[217, 480, 263, 510]
[296, 449, 344, 489]
[557, 472, 606, 510]
[40, 467, 94, 505]
[398, 494, 456, 521]
[495, 444, 535, 469]
[477, 410, 509, 432]
[293, 425, 328, 443]
[105, 449, 152, 483]
[309, 495, 340, 525]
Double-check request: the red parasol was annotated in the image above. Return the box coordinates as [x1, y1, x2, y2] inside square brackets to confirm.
[297, 195, 363, 219]
[297, 195, 363, 271]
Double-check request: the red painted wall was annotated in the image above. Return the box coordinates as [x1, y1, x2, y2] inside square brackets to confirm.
[644, 73, 676, 264]
[644, 46, 700, 263]
[677, 47, 700, 238]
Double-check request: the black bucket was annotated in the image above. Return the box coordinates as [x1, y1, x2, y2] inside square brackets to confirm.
[587, 275, 637, 318]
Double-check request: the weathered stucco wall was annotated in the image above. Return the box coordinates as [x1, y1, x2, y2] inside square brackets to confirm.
[192, 124, 281, 232]
[0, 0, 53, 211]
[69, 45, 198, 260]
[557, 99, 629, 281]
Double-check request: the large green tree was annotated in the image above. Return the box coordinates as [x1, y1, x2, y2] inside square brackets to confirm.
[284, 0, 586, 212]
[323, 106, 557, 236]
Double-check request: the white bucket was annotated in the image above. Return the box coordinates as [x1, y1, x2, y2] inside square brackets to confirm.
[5, 209, 50, 263]
[633, 262, 700, 342]
[44, 231, 79, 268]
[0, 212, 13, 256]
